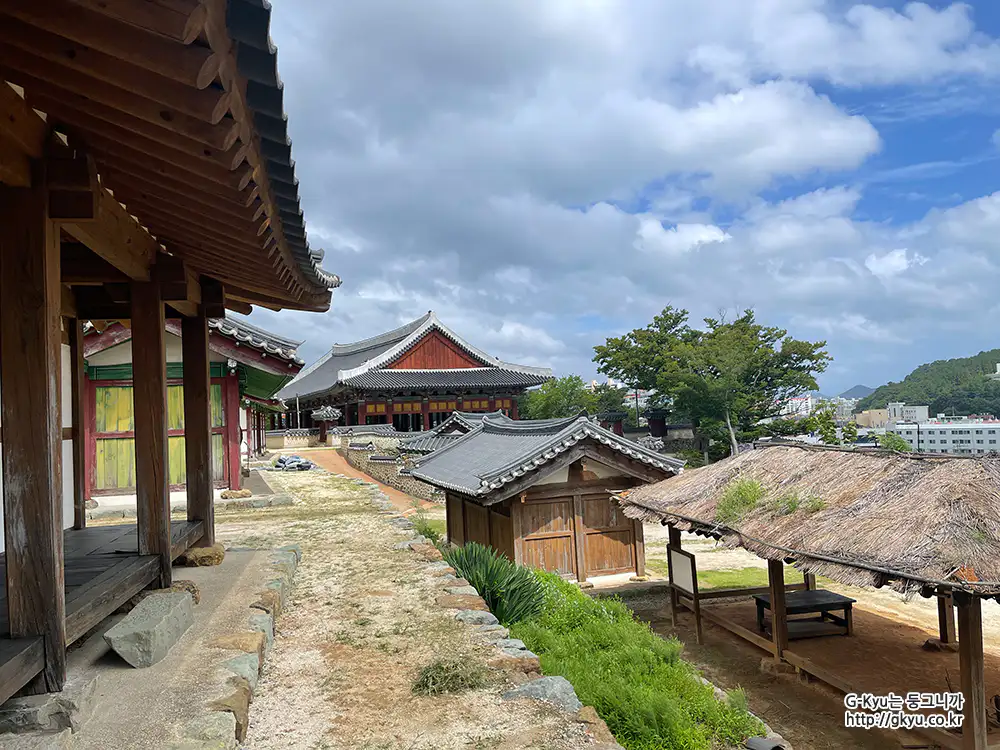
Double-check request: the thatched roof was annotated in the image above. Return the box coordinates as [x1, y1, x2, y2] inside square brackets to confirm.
[617, 442, 1000, 597]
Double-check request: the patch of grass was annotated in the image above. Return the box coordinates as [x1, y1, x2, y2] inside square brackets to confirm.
[697, 566, 833, 590]
[511, 571, 764, 749]
[411, 657, 487, 696]
[410, 507, 445, 546]
[769, 491, 826, 516]
[445, 542, 544, 626]
[715, 478, 765, 525]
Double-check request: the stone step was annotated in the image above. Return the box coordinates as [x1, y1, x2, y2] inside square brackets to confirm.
[104, 592, 194, 668]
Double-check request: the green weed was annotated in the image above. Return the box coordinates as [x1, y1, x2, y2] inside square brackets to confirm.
[715, 478, 765, 525]
[445, 542, 544, 626]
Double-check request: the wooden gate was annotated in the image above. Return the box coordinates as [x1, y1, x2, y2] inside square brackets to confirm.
[581, 493, 636, 577]
[519, 497, 577, 576]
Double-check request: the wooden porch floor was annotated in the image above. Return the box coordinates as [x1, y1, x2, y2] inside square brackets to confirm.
[0, 520, 203, 705]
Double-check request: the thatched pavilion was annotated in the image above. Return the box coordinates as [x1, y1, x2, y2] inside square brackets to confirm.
[617, 442, 1000, 750]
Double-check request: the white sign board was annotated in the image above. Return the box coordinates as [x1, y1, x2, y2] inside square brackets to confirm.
[670, 548, 696, 594]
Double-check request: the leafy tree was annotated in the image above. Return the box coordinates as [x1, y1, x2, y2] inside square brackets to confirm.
[518, 376, 595, 420]
[842, 421, 858, 445]
[876, 431, 912, 452]
[812, 405, 839, 445]
[595, 307, 831, 456]
[590, 383, 627, 415]
[759, 418, 804, 438]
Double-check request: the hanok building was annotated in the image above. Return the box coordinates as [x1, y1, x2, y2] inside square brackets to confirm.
[83, 316, 303, 497]
[278, 312, 553, 432]
[412, 413, 684, 582]
[0, 1, 338, 705]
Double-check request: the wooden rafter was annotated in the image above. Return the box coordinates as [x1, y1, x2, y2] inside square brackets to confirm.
[0, 82, 46, 159]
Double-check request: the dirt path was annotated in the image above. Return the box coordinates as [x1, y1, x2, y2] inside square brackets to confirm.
[215, 470, 596, 750]
[291, 448, 435, 514]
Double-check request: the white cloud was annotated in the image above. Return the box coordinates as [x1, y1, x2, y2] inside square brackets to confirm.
[864, 249, 929, 280]
[635, 220, 731, 256]
[792, 313, 907, 344]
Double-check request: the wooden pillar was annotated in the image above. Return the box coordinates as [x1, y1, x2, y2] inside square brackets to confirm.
[633, 519, 645, 576]
[510, 399, 518, 420]
[182, 310, 214, 548]
[131, 281, 172, 588]
[421, 398, 430, 432]
[803, 572, 816, 591]
[572, 492, 587, 583]
[667, 526, 681, 626]
[767, 559, 788, 659]
[224, 373, 241, 491]
[68, 318, 87, 530]
[244, 406, 252, 453]
[938, 589, 956, 644]
[357, 399, 366, 427]
[0, 173, 67, 693]
[956, 592, 988, 750]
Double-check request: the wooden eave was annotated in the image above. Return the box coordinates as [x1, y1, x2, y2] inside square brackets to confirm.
[0, 0, 336, 313]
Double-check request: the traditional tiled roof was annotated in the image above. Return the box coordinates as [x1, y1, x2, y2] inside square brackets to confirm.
[329, 424, 400, 436]
[397, 433, 465, 454]
[310, 405, 341, 421]
[279, 312, 553, 399]
[209, 316, 304, 364]
[411, 415, 684, 502]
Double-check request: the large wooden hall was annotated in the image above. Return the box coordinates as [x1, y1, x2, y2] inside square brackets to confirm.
[0, 0, 338, 705]
[278, 311, 554, 431]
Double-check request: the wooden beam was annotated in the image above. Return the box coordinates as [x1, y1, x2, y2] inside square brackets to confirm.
[201, 277, 226, 319]
[956, 592, 988, 750]
[69, 0, 205, 45]
[68, 319, 87, 530]
[0, 133, 30, 187]
[0, 166, 67, 693]
[130, 281, 172, 588]
[767, 559, 788, 659]
[0, 20, 230, 123]
[938, 588, 957, 644]
[1, 0, 220, 89]
[61, 187, 161, 281]
[47, 152, 98, 221]
[183, 307, 215, 547]
[61, 243, 129, 285]
[0, 81, 47, 158]
[60, 284, 78, 317]
[225, 299, 252, 315]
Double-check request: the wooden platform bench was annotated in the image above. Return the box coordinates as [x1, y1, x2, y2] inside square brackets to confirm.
[755, 589, 857, 639]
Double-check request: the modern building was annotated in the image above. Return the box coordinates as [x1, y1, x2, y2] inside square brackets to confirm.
[278, 312, 553, 432]
[854, 409, 889, 429]
[780, 393, 820, 418]
[888, 419, 1000, 455]
[887, 402, 930, 425]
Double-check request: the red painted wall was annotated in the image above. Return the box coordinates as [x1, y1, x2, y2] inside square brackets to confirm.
[387, 331, 483, 370]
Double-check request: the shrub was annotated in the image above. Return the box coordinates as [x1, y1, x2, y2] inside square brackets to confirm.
[512, 571, 764, 750]
[444, 542, 544, 625]
[769, 491, 825, 516]
[410, 507, 443, 546]
[715, 478, 765, 525]
[412, 657, 487, 696]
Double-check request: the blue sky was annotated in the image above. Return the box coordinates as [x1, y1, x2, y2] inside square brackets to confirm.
[246, 0, 1000, 396]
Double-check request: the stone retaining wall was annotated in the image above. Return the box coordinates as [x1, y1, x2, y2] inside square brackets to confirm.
[340, 448, 442, 503]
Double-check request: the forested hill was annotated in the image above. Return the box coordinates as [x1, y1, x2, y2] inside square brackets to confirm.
[857, 349, 1000, 416]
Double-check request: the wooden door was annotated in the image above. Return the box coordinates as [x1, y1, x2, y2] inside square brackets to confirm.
[582, 494, 635, 576]
[519, 498, 576, 576]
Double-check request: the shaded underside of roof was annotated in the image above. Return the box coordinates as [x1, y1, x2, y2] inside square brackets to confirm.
[0, 0, 339, 311]
[412, 415, 684, 502]
[617, 442, 1000, 596]
[340, 369, 551, 391]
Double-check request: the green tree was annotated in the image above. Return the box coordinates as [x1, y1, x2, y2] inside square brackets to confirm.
[595, 308, 831, 456]
[842, 421, 858, 445]
[518, 376, 595, 420]
[812, 404, 839, 445]
[760, 418, 804, 437]
[590, 383, 627, 415]
[876, 431, 912, 452]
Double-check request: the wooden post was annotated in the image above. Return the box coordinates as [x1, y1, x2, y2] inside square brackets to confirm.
[956, 592, 988, 750]
[938, 588, 956, 644]
[667, 526, 681, 626]
[633, 519, 646, 577]
[421, 398, 430, 431]
[0, 172, 67, 693]
[131, 280, 172, 588]
[572, 492, 587, 584]
[803, 572, 816, 591]
[511, 496, 524, 565]
[767, 559, 788, 659]
[68, 318, 87, 530]
[224, 373, 241, 491]
[182, 309, 214, 548]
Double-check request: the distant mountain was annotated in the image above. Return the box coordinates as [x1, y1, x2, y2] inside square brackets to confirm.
[857, 349, 1000, 415]
[839, 385, 874, 400]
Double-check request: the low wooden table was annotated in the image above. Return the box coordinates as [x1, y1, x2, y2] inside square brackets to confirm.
[755, 589, 857, 639]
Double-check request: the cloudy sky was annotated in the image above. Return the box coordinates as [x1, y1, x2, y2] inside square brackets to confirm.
[244, 0, 1000, 396]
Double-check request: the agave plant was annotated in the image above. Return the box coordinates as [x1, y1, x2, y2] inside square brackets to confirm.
[445, 542, 544, 626]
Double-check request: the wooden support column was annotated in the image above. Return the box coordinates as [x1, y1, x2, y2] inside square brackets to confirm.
[572, 492, 587, 584]
[224, 373, 241, 491]
[131, 280, 172, 588]
[0, 171, 67, 693]
[667, 526, 681, 627]
[633, 519, 646, 577]
[421, 398, 430, 432]
[182, 309, 214, 548]
[956, 592, 988, 750]
[68, 318, 87, 530]
[938, 588, 956, 645]
[510, 399, 519, 420]
[803, 572, 816, 591]
[767, 559, 788, 659]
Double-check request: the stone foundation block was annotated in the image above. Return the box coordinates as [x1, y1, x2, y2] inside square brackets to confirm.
[178, 543, 226, 567]
[104, 592, 194, 668]
[0, 676, 98, 735]
[436, 594, 488, 611]
[503, 676, 582, 713]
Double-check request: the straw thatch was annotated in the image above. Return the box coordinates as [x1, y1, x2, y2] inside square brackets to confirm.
[617, 442, 1000, 597]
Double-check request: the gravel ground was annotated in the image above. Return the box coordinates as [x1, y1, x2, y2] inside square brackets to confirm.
[215, 471, 603, 750]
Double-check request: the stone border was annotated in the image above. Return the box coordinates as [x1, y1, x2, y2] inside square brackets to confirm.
[86, 495, 295, 522]
[167, 544, 302, 750]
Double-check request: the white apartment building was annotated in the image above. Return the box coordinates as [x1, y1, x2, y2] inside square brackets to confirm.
[887, 402, 930, 424]
[889, 420, 1000, 455]
[780, 394, 819, 418]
